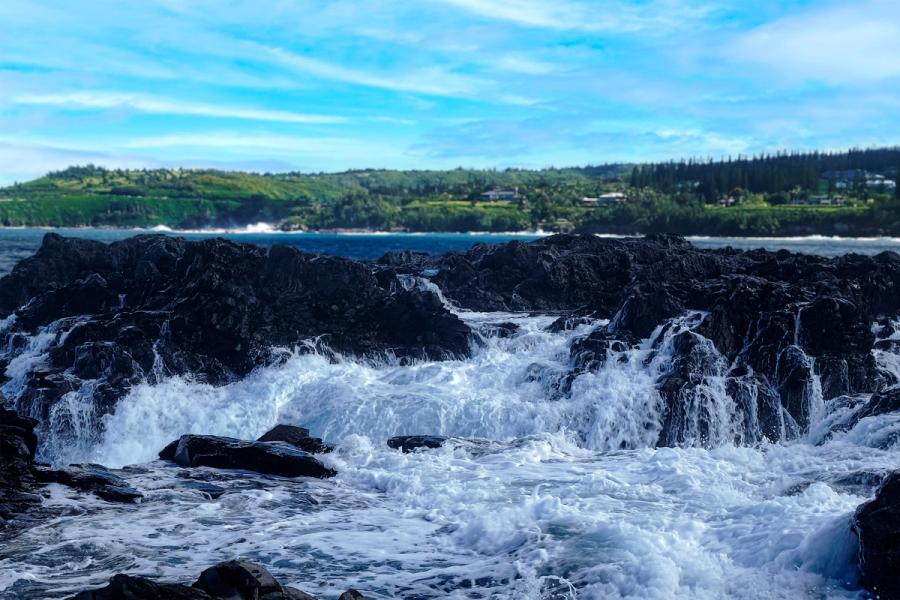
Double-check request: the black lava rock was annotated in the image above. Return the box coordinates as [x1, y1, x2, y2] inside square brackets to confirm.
[0, 405, 41, 520]
[854, 471, 900, 598]
[71, 574, 214, 599]
[258, 424, 332, 454]
[378, 234, 900, 445]
[71, 560, 320, 599]
[0, 234, 472, 441]
[160, 434, 336, 479]
[387, 435, 448, 452]
[34, 463, 142, 503]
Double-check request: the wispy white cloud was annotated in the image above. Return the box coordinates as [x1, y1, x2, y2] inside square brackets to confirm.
[729, 0, 900, 85]
[493, 54, 559, 75]
[433, 0, 594, 30]
[13, 91, 347, 124]
[432, 0, 716, 32]
[253, 44, 488, 99]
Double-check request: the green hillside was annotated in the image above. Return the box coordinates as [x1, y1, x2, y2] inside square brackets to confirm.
[0, 150, 898, 235]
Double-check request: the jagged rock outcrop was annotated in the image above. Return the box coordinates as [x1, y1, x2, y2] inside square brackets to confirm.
[0, 406, 41, 520]
[0, 233, 470, 442]
[4, 233, 900, 456]
[159, 434, 336, 479]
[383, 234, 900, 444]
[70, 560, 364, 600]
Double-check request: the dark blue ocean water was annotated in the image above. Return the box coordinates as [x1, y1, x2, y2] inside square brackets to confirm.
[0, 227, 898, 275]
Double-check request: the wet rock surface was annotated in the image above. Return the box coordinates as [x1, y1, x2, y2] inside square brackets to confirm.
[0, 405, 41, 520]
[258, 424, 333, 454]
[34, 463, 142, 503]
[387, 435, 449, 452]
[70, 560, 359, 600]
[854, 471, 900, 599]
[159, 434, 336, 479]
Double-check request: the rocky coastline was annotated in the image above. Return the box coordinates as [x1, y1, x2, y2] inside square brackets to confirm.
[2, 232, 900, 597]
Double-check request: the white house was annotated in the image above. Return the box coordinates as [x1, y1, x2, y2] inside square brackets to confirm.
[480, 188, 522, 202]
[582, 193, 626, 207]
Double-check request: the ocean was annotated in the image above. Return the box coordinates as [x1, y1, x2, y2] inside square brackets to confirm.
[1, 229, 899, 599]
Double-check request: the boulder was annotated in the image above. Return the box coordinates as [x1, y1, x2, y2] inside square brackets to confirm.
[854, 471, 900, 598]
[193, 561, 281, 598]
[258, 424, 332, 454]
[160, 435, 336, 479]
[338, 591, 368, 600]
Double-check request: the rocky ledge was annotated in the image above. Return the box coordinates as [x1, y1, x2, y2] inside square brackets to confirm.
[71, 559, 368, 600]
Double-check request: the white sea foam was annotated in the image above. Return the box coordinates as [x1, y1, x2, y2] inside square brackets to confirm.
[1, 309, 896, 598]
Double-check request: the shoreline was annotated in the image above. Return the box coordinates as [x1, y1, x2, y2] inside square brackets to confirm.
[1, 224, 900, 242]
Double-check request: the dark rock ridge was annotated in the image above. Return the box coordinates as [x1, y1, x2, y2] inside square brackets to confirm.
[258, 424, 333, 454]
[71, 559, 367, 599]
[384, 234, 900, 445]
[0, 233, 470, 445]
[854, 471, 900, 599]
[4, 233, 900, 455]
[159, 434, 336, 479]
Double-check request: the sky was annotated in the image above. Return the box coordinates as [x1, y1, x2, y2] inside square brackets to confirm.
[1, 0, 899, 184]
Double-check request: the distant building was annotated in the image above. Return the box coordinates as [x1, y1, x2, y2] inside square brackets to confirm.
[718, 194, 743, 207]
[866, 176, 896, 191]
[582, 192, 626, 207]
[790, 195, 846, 206]
[823, 170, 896, 192]
[480, 187, 522, 202]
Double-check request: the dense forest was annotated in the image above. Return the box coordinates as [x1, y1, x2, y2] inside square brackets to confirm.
[0, 148, 899, 235]
[630, 147, 900, 202]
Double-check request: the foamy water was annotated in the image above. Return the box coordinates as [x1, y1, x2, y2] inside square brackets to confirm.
[2, 306, 899, 598]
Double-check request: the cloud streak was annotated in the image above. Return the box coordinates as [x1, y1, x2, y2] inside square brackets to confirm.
[13, 92, 347, 124]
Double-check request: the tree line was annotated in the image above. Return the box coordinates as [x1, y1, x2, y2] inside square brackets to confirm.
[629, 148, 900, 202]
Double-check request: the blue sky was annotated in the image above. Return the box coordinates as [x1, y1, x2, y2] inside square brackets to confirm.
[1, 0, 899, 184]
